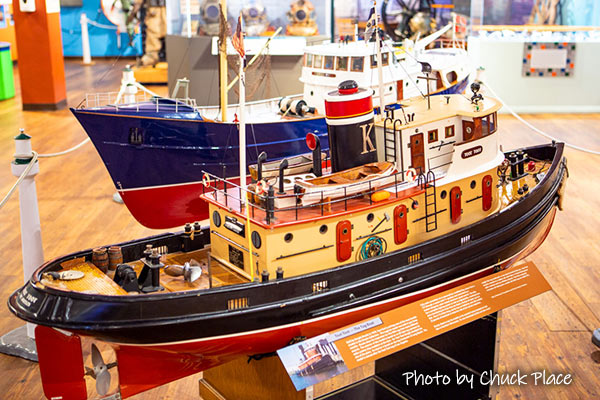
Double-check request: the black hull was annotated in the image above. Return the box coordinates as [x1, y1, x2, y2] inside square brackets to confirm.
[8, 144, 566, 345]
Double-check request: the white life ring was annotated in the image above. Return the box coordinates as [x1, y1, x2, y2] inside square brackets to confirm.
[405, 168, 417, 182]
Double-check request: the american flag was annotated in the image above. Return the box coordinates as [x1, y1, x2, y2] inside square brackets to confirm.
[232, 15, 245, 59]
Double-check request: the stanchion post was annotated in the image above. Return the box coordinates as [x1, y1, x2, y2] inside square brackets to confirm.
[12, 130, 44, 339]
[0, 130, 42, 361]
[80, 13, 93, 65]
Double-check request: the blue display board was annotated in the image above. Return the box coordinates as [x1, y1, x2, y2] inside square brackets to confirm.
[61, 0, 142, 57]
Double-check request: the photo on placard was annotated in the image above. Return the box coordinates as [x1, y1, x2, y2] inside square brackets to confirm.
[277, 333, 348, 391]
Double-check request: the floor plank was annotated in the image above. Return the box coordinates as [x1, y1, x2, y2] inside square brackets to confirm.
[0, 60, 599, 399]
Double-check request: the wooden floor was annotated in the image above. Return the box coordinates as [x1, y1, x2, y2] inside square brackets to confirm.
[0, 60, 599, 399]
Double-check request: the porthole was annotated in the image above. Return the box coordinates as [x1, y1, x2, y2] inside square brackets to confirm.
[251, 231, 262, 249]
[440, 190, 447, 199]
[342, 228, 348, 235]
[319, 225, 328, 234]
[284, 178, 292, 184]
[470, 180, 476, 189]
[212, 211, 222, 227]
[367, 213, 375, 223]
[486, 180, 491, 187]
[284, 233, 293, 243]
[389, 86, 393, 91]
[310, 91, 314, 96]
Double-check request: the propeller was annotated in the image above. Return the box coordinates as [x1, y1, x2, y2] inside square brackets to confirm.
[84, 343, 117, 396]
[164, 260, 205, 283]
[43, 270, 85, 281]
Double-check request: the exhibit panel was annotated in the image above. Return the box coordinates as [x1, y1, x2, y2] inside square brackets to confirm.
[0, 0, 599, 399]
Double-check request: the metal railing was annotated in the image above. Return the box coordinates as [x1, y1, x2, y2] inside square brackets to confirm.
[79, 91, 198, 113]
[202, 168, 427, 225]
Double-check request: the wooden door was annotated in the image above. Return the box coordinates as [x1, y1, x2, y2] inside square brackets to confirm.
[462, 120, 474, 141]
[409, 133, 425, 173]
[396, 80, 404, 101]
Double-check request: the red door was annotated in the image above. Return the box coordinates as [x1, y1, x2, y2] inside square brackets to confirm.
[482, 175, 493, 211]
[450, 186, 462, 224]
[409, 133, 425, 173]
[396, 80, 404, 101]
[336, 220, 352, 262]
[394, 205, 408, 244]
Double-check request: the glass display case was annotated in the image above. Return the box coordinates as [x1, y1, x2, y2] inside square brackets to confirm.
[168, 0, 332, 38]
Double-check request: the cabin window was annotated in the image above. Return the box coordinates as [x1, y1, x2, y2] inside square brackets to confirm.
[446, 71, 457, 83]
[478, 112, 497, 137]
[312, 280, 329, 293]
[324, 55, 335, 70]
[428, 129, 438, 143]
[370, 55, 377, 68]
[350, 56, 364, 72]
[445, 125, 455, 138]
[305, 53, 313, 67]
[336, 56, 348, 71]
[382, 52, 389, 66]
[313, 55, 323, 69]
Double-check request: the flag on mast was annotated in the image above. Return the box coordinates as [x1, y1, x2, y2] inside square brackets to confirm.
[232, 15, 245, 59]
[365, 4, 378, 41]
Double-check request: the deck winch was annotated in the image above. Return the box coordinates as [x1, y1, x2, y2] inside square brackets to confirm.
[324, 80, 377, 172]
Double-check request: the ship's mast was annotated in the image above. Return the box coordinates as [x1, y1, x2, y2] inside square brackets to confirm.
[373, 1, 386, 119]
[219, 0, 228, 121]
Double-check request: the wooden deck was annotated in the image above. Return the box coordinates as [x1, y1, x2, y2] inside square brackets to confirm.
[0, 59, 599, 399]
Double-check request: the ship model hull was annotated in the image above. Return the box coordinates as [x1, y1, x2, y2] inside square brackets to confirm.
[9, 143, 565, 397]
[70, 79, 468, 229]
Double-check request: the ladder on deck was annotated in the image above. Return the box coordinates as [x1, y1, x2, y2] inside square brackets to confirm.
[424, 170, 438, 232]
[383, 118, 401, 164]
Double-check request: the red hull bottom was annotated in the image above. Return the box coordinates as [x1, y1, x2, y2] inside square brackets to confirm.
[119, 182, 210, 229]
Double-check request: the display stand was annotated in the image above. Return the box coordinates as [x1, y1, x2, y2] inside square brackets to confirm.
[199, 313, 499, 400]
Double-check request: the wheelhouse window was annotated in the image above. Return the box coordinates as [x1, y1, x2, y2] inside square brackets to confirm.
[445, 125, 455, 138]
[313, 55, 323, 69]
[382, 52, 389, 66]
[446, 71, 457, 83]
[428, 129, 438, 143]
[336, 56, 348, 71]
[370, 55, 377, 68]
[324, 55, 334, 70]
[305, 53, 313, 67]
[351, 56, 364, 72]
[478, 112, 497, 137]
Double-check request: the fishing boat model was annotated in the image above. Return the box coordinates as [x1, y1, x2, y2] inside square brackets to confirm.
[9, 79, 567, 399]
[71, 23, 471, 228]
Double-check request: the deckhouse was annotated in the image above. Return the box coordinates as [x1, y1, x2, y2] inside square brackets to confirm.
[301, 38, 471, 114]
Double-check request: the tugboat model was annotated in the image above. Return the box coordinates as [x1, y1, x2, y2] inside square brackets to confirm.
[71, 24, 471, 229]
[9, 82, 567, 400]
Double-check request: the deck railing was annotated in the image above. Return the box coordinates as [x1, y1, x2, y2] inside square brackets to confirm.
[79, 92, 198, 113]
[202, 168, 428, 225]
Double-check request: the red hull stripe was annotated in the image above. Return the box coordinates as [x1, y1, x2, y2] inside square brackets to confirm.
[325, 96, 373, 119]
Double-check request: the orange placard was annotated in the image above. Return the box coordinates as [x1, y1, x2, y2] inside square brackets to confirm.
[278, 262, 551, 390]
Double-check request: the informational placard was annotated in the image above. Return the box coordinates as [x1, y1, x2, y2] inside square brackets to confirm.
[278, 262, 551, 391]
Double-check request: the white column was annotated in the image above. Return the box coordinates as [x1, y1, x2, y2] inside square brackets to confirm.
[11, 131, 44, 339]
[80, 13, 92, 65]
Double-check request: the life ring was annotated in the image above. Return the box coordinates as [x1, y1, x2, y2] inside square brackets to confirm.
[255, 180, 267, 195]
[404, 168, 417, 182]
[202, 173, 212, 188]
